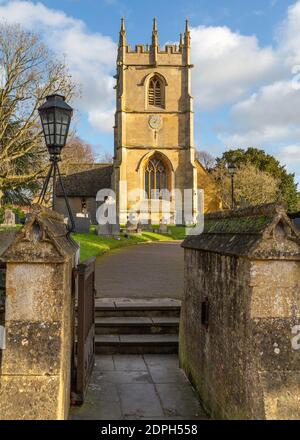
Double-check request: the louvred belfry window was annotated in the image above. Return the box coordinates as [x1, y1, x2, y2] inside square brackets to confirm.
[148, 76, 164, 107]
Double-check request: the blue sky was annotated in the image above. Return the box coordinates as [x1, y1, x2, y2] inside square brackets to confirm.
[40, 0, 288, 45]
[0, 0, 300, 182]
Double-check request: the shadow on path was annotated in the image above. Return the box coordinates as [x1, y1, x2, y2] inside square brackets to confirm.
[70, 354, 209, 420]
[95, 242, 184, 300]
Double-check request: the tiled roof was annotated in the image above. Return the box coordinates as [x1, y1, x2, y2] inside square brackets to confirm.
[56, 164, 113, 197]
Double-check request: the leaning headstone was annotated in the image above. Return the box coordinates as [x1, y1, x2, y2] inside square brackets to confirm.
[74, 212, 91, 233]
[4, 209, 15, 226]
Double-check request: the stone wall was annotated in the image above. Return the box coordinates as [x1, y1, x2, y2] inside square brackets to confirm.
[55, 196, 97, 225]
[180, 204, 300, 419]
[0, 205, 79, 420]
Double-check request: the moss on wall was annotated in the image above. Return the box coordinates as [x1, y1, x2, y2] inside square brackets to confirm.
[180, 205, 300, 419]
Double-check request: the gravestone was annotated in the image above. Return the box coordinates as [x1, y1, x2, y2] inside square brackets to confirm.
[4, 209, 15, 226]
[141, 219, 153, 232]
[96, 196, 120, 236]
[74, 213, 91, 233]
[159, 217, 168, 234]
[125, 213, 142, 234]
[97, 223, 117, 236]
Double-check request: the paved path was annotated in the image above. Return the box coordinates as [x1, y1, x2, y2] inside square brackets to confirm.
[95, 242, 184, 299]
[70, 355, 208, 420]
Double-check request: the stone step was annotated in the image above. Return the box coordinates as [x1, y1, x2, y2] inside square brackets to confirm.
[95, 298, 181, 318]
[95, 316, 179, 335]
[95, 334, 179, 355]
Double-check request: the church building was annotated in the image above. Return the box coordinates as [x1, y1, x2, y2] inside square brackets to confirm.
[55, 19, 221, 225]
[112, 18, 221, 224]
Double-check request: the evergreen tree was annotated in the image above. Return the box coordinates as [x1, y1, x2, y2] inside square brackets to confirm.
[215, 148, 298, 211]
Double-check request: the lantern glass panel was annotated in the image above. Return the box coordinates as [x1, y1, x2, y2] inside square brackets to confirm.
[228, 164, 236, 175]
[53, 109, 70, 146]
[41, 114, 48, 124]
[62, 113, 69, 124]
[39, 94, 73, 152]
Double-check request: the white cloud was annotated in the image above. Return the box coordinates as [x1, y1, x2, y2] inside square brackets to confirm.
[221, 126, 297, 147]
[219, 1, 300, 151]
[191, 0, 300, 113]
[0, 0, 116, 132]
[276, 144, 300, 184]
[232, 81, 300, 127]
[191, 25, 278, 109]
[277, 0, 300, 67]
[220, 80, 300, 146]
[0, 1, 78, 30]
[88, 109, 115, 132]
[278, 145, 300, 164]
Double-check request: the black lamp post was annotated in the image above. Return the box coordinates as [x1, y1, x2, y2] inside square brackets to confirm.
[38, 94, 75, 232]
[227, 161, 237, 210]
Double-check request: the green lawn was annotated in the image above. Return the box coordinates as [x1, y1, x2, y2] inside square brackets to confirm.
[0, 223, 187, 261]
[72, 233, 146, 262]
[0, 225, 22, 232]
[165, 225, 186, 240]
[72, 226, 186, 261]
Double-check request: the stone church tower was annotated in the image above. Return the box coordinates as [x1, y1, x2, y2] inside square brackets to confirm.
[112, 18, 219, 224]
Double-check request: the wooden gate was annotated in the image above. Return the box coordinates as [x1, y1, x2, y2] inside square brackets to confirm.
[72, 257, 96, 404]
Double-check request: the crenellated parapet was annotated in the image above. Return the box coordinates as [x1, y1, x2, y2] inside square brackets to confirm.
[117, 17, 192, 66]
[125, 44, 181, 54]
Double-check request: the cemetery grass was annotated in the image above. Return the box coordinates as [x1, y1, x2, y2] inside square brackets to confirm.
[0, 225, 22, 231]
[166, 225, 186, 240]
[73, 228, 185, 261]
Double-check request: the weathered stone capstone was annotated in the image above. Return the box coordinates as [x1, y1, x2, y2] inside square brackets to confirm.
[0, 204, 79, 420]
[180, 203, 300, 420]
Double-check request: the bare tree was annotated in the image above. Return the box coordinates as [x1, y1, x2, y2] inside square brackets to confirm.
[0, 22, 77, 205]
[61, 133, 95, 175]
[97, 151, 113, 164]
[211, 162, 280, 209]
[196, 150, 215, 170]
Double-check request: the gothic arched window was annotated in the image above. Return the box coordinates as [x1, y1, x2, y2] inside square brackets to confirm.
[148, 75, 164, 108]
[145, 156, 167, 198]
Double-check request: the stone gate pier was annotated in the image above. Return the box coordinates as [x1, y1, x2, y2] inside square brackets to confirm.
[0, 205, 79, 420]
[180, 204, 300, 420]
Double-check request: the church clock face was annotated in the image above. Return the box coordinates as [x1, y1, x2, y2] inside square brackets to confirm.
[148, 114, 162, 130]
